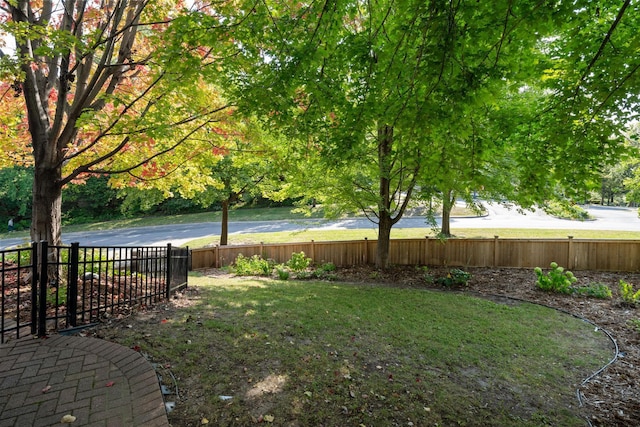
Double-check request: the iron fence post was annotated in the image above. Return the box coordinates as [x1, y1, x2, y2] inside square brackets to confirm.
[30, 242, 38, 336]
[38, 241, 48, 337]
[186, 246, 191, 285]
[166, 243, 172, 299]
[67, 243, 79, 327]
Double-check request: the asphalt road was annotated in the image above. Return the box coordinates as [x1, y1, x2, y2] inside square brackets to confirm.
[1, 203, 639, 249]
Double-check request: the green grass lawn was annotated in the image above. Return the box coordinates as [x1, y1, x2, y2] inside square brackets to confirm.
[186, 227, 640, 248]
[101, 275, 613, 427]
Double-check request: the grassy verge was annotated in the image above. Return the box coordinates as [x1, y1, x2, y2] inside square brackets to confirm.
[102, 275, 612, 427]
[187, 227, 640, 248]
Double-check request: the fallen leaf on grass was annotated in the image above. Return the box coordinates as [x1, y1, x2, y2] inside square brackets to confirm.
[263, 414, 275, 423]
[201, 418, 209, 424]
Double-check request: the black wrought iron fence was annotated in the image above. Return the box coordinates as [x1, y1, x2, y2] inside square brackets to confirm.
[1, 242, 189, 343]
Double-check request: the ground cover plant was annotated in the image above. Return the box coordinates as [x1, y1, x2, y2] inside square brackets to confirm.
[619, 280, 640, 305]
[92, 272, 613, 427]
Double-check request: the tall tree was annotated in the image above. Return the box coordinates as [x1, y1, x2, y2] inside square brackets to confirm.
[208, 0, 577, 268]
[109, 117, 279, 245]
[0, 0, 229, 246]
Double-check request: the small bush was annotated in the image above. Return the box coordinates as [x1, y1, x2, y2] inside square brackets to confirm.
[317, 262, 336, 272]
[295, 271, 314, 280]
[287, 251, 312, 272]
[418, 266, 435, 284]
[276, 268, 290, 280]
[543, 200, 591, 221]
[436, 269, 472, 287]
[233, 254, 273, 276]
[534, 262, 577, 294]
[573, 283, 612, 299]
[619, 280, 640, 305]
[311, 270, 337, 281]
[310, 262, 338, 280]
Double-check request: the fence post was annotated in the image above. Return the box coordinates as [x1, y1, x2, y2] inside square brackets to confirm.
[493, 236, 499, 267]
[166, 244, 172, 299]
[30, 242, 38, 335]
[567, 236, 574, 269]
[363, 238, 368, 265]
[37, 241, 48, 337]
[67, 243, 79, 327]
[424, 236, 429, 266]
[311, 240, 315, 263]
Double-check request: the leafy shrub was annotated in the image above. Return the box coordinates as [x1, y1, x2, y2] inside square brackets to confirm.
[317, 262, 336, 272]
[543, 200, 591, 221]
[310, 262, 337, 280]
[292, 263, 338, 281]
[573, 283, 612, 299]
[287, 251, 312, 272]
[276, 268, 290, 280]
[534, 262, 577, 294]
[436, 268, 472, 287]
[233, 254, 273, 276]
[418, 266, 435, 284]
[619, 280, 640, 305]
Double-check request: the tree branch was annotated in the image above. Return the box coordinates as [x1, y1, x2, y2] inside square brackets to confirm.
[573, 0, 631, 97]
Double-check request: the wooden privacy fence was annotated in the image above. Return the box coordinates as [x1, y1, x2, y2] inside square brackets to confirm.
[191, 236, 640, 272]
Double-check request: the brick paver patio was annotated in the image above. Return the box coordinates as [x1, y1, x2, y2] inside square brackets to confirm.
[0, 335, 169, 427]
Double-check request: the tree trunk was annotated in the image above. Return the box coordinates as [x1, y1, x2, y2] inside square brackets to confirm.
[376, 125, 393, 269]
[11, 0, 144, 250]
[440, 189, 455, 237]
[31, 164, 63, 246]
[220, 198, 229, 246]
[377, 213, 393, 269]
[31, 159, 63, 285]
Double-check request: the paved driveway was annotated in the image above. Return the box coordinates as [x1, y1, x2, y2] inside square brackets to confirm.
[1, 204, 638, 249]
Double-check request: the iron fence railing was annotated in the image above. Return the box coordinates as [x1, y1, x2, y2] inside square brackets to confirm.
[1, 242, 189, 343]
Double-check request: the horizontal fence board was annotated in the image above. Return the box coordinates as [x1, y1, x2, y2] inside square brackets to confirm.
[191, 238, 640, 272]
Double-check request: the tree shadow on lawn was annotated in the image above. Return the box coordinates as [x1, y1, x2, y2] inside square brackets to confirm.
[88, 269, 623, 427]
